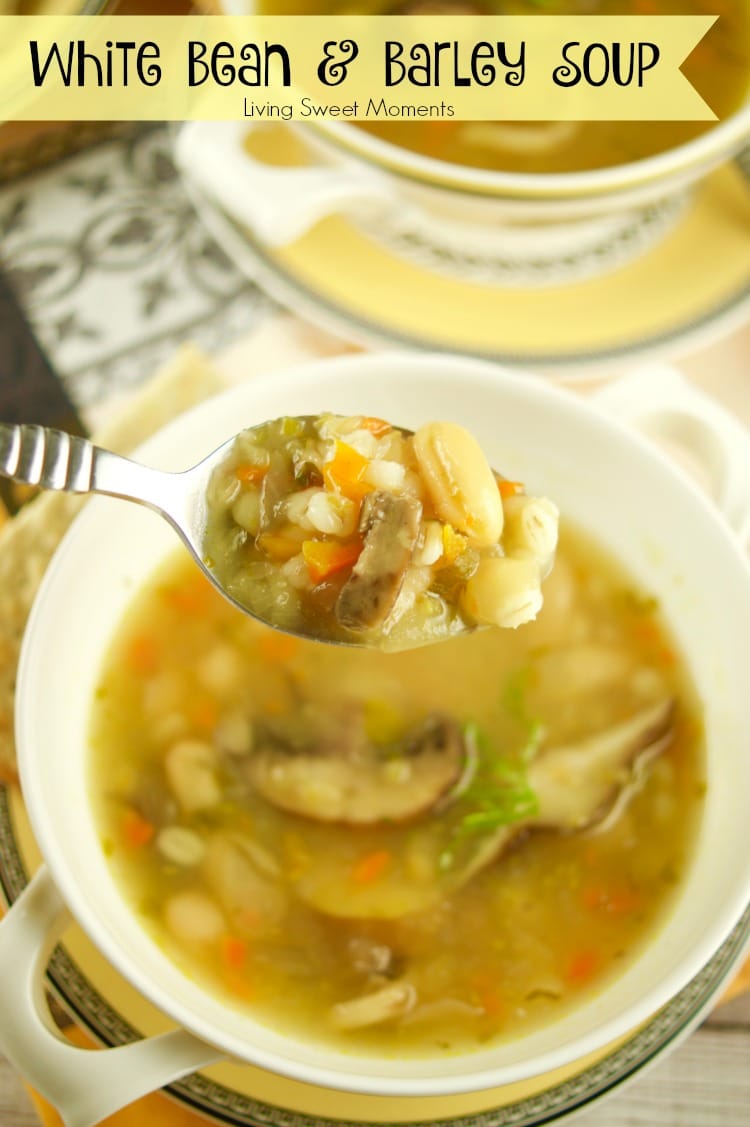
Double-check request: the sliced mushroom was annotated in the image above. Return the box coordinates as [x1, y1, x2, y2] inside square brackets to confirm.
[298, 698, 675, 920]
[452, 697, 676, 889]
[335, 491, 422, 632]
[527, 696, 676, 832]
[248, 711, 465, 825]
[329, 981, 417, 1030]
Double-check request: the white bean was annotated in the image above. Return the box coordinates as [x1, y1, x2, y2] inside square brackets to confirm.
[413, 422, 503, 547]
[164, 890, 225, 944]
[196, 643, 244, 697]
[502, 495, 559, 576]
[413, 520, 444, 567]
[143, 671, 184, 717]
[215, 709, 253, 756]
[165, 739, 221, 813]
[461, 556, 542, 628]
[156, 826, 206, 867]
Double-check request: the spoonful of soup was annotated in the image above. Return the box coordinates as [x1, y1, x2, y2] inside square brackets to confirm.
[0, 413, 557, 650]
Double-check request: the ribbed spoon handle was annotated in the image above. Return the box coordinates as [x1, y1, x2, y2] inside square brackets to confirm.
[0, 421, 185, 531]
[0, 423, 96, 492]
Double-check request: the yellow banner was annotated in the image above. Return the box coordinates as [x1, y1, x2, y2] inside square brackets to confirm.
[0, 14, 717, 122]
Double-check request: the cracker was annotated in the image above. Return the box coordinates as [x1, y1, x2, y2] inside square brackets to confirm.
[0, 345, 226, 783]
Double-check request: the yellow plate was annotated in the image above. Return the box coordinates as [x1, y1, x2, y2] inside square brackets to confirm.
[2, 784, 749, 1126]
[187, 141, 750, 374]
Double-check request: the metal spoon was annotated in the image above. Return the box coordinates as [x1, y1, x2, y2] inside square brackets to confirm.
[0, 419, 552, 648]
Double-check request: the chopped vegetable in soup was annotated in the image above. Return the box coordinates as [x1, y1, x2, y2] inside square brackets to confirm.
[89, 527, 704, 1056]
[258, 0, 750, 173]
[202, 415, 559, 648]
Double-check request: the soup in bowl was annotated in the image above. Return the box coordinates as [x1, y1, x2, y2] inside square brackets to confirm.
[6, 355, 750, 1121]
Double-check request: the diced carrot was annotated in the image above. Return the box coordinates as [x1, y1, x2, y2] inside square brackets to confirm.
[190, 697, 219, 733]
[565, 949, 601, 986]
[351, 849, 392, 884]
[477, 985, 504, 1018]
[257, 531, 304, 562]
[358, 416, 392, 438]
[498, 479, 524, 500]
[581, 885, 642, 916]
[121, 807, 155, 848]
[258, 632, 300, 664]
[126, 634, 159, 675]
[220, 934, 248, 970]
[323, 441, 373, 502]
[162, 574, 214, 616]
[631, 618, 675, 667]
[235, 462, 269, 485]
[302, 538, 362, 585]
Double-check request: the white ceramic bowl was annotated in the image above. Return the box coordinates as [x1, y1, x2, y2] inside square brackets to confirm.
[1, 355, 750, 1127]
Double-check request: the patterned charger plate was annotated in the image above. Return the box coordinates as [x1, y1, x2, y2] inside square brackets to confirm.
[1, 783, 749, 1127]
[180, 127, 750, 375]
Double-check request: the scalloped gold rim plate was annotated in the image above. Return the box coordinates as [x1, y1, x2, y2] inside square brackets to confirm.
[184, 150, 750, 375]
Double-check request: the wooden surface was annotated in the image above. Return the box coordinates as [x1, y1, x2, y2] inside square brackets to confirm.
[1, 991, 748, 1125]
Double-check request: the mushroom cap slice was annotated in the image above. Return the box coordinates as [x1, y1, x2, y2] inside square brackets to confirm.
[247, 711, 466, 826]
[450, 696, 676, 891]
[527, 696, 676, 832]
[335, 491, 422, 633]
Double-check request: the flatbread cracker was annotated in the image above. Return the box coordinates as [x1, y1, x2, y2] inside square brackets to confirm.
[0, 345, 226, 783]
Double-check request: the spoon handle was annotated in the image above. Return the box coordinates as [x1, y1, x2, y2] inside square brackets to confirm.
[0, 422, 178, 516]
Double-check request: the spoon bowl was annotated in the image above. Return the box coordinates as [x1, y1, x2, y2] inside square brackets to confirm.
[0, 417, 553, 649]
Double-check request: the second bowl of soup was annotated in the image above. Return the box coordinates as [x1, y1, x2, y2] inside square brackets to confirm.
[181, 1, 750, 284]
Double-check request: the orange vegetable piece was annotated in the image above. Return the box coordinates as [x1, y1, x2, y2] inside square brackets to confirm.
[235, 462, 269, 485]
[126, 634, 159, 675]
[302, 538, 363, 585]
[258, 632, 300, 664]
[498, 479, 524, 500]
[162, 574, 214, 616]
[351, 849, 392, 884]
[358, 416, 392, 438]
[565, 949, 601, 986]
[121, 807, 155, 848]
[582, 885, 642, 916]
[220, 935, 248, 970]
[323, 441, 373, 502]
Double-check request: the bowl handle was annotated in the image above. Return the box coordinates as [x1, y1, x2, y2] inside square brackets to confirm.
[0, 867, 223, 1127]
[593, 366, 750, 548]
[174, 121, 395, 246]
